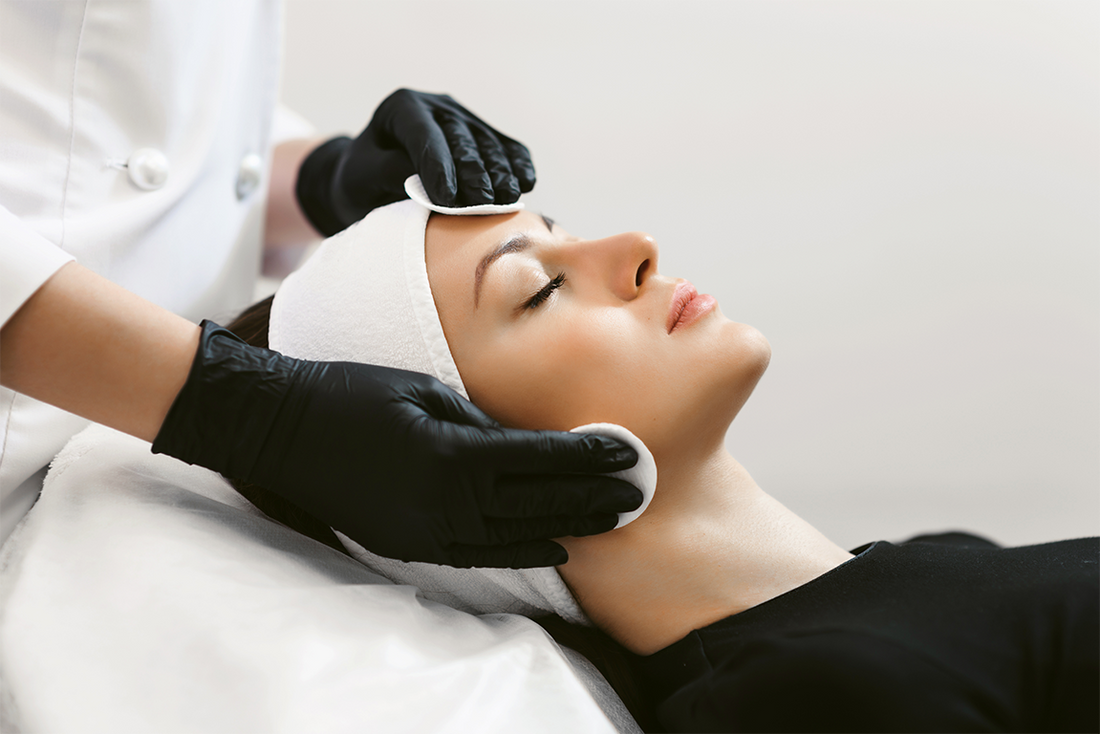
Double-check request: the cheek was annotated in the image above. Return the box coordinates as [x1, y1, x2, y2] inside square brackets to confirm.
[663, 320, 772, 440]
[463, 309, 657, 432]
[454, 309, 771, 455]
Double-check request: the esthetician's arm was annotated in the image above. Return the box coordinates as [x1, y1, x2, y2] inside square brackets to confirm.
[0, 263, 199, 443]
[264, 136, 326, 247]
[0, 274, 641, 568]
[0, 132, 318, 454]
[0, 89, 642, 568]
[0, 118, 417, 440]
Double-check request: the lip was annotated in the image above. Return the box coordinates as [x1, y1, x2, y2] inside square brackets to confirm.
[667, 280, 717, 334]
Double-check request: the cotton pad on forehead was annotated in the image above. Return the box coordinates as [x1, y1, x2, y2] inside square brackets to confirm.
[570, 423, 657, 529]
[404, 175, 525, 215]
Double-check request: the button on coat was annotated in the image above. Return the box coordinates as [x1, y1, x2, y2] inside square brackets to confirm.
[126, 148, 170, 191]
[235, 153, 264, 199]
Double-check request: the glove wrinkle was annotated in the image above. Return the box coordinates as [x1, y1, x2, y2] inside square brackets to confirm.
[153, 321, 290, 481]
[153, 321, 634, 568]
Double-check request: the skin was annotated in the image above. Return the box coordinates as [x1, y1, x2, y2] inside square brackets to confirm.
[426, 211, 854, 655]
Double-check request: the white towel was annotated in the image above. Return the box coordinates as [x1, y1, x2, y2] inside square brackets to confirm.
[270, 195, 465, 396]
[269, 176, 525, 397]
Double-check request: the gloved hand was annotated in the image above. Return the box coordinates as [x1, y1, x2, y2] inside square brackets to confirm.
[296, 88, 536, 236]
[153, 322, 641, 568]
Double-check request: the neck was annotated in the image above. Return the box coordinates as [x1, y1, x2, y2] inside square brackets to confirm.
[557, 446, 852, 655]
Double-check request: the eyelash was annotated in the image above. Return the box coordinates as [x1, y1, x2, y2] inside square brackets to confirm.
[523, 272, 566, 310]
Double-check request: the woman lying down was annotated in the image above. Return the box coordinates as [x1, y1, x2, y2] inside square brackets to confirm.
[218, 185, 1098, 733]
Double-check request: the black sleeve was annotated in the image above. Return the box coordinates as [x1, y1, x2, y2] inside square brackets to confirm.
[656, 630, 997, 733]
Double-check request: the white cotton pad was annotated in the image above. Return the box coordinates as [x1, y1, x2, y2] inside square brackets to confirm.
[569, 423, 657, 529]
[405, 174, 525, 215]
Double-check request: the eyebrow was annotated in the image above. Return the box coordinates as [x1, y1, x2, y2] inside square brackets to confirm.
[473, 214, 556, 308]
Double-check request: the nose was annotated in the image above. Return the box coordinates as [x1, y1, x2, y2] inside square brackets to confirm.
[573, 231, 659, 301]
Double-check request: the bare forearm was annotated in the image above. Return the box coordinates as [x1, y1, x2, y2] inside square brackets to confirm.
[264, 137, 326, 249]
[0, 262, 200, 442]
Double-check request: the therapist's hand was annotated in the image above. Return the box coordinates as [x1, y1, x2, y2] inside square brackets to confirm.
[295, 88, 536, 236]
[152, 322, 641, 568]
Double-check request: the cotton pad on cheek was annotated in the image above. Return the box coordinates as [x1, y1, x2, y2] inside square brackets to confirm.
[569, 423, 657, 529]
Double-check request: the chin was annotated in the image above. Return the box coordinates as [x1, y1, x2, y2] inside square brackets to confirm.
[709, 323, 771, 426]
[646, 322, 771, 460]
[716, 319, 770, 373]
[741, 324, 772, 376]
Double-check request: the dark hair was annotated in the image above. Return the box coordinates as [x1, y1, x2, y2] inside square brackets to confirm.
[223, 297, 659, 731]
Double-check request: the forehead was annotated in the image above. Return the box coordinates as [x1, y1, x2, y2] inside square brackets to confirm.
[425, 209, 543, 258]
[425, 209, 547, 303]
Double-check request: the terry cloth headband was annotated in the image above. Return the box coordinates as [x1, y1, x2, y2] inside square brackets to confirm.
[268, 177, 655, 625]
[267, 176, 516, 398]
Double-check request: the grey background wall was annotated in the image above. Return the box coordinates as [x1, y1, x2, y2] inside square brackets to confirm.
[279, 0, 1098, 549]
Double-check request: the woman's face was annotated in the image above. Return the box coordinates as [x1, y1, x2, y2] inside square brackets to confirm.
[425, 211, 771, 462]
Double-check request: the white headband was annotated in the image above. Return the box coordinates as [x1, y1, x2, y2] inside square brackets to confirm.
[269, 176, 525, 398]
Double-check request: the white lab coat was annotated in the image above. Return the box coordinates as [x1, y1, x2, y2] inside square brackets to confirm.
[0, 0, 306, 541]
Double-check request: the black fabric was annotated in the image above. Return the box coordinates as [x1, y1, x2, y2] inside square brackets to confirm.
[628, 533, 1098, 733]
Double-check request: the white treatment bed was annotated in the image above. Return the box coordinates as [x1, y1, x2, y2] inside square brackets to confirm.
[0, 425, 640, 733]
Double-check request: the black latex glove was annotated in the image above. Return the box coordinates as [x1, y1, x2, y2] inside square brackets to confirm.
[296, 88, 536, 236]
[153, 322, 642, 568]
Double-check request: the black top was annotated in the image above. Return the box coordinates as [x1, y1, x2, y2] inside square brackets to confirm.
[627, 533, 1098, 733]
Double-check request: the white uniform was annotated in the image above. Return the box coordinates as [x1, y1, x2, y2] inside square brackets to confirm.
[0, 0, 301, 541]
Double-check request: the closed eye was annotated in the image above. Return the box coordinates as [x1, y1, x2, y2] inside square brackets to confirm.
[521, 272, 566, 311]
